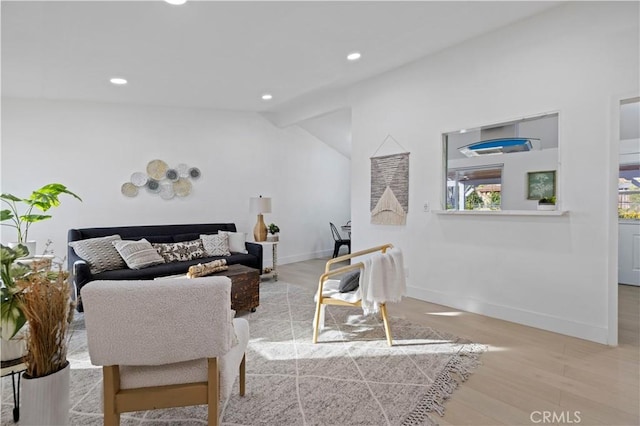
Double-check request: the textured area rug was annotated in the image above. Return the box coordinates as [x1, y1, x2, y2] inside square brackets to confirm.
[1, 280, 484, 425]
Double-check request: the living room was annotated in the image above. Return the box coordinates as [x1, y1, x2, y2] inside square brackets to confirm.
[2, 1, 639, 425]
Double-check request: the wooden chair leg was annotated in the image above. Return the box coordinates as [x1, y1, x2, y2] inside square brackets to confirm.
[239, 354, 246, 396]
[313, 296, 324, 344]
[207, 358, 219, 426]
[103, 366, 121, 426]
[380, 303, 393, 346]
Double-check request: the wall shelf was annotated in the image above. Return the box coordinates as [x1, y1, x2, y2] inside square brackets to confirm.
[433, 209, 569, 216]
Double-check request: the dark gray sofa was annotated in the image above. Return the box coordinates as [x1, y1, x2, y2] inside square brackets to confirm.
[68, 223, 262, 311]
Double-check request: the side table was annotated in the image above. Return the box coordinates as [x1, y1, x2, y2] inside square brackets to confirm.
[1, 357, 27, 422]
[254, 241, 279, 281]
[15, 254, 55, 267]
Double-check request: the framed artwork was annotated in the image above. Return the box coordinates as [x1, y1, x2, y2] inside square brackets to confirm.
[527, 170, 556, 200]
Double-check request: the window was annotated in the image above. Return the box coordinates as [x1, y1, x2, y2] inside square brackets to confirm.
[447, 165, 502, 211]
[443, 112, 559, 211]
[619, 164, 640, 220]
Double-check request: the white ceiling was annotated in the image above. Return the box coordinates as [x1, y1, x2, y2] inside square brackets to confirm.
[2, 0, 562, 116]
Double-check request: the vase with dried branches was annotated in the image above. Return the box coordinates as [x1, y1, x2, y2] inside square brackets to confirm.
[16, 258, 75, 426]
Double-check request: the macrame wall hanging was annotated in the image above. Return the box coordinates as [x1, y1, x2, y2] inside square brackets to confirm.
[370, 135, 410, 225]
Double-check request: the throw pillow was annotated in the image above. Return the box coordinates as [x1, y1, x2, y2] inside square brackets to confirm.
[339, 270, 360, 293]
[152, 239, 206, 263]
[218, 231, 248, 254]
[200, 234, 231, 257]
[68, 235, 126, 274]
[112, 239, 165, 269]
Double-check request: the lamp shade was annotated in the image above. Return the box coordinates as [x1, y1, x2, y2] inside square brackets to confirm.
[250, 196, 272, 214]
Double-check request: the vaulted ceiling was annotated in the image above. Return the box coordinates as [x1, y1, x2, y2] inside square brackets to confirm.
[2, 1, 562, 156]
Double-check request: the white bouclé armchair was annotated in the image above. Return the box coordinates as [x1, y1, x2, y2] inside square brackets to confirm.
[81, 276, 249, 426]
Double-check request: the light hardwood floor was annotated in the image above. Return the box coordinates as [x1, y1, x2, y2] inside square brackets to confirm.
[277, 258, 640, 426]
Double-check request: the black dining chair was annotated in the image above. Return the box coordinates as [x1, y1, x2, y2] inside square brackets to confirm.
[330, 222, 351, 258]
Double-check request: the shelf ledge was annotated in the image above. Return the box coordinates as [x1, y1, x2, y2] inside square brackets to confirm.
[433, 209, 569, 216]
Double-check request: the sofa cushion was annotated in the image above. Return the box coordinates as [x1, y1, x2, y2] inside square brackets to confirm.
[200, 234, 231, 257]
[68, 235, 126, 274]
[93, 254, 257, 281]
[153, 239, 206, 262]
[113, 239, 166, 269]
[218, 231, 248, 254]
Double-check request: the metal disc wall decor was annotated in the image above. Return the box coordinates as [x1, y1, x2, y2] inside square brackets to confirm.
[130, 172, 148, 187]
[165, 169, 179, 182]
[122, 159, 202, 199]
[121, 182, 138, 197]
[173, 178, 192, 197]
[188, 167, 201, 179]
[146, 159, 169, 180]
[146, 179, 161, 193]
[176, 163, 190, 178]
[159, 182, 176, 200]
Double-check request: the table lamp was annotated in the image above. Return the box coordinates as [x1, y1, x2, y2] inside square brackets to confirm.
[250, 196, 272, 242]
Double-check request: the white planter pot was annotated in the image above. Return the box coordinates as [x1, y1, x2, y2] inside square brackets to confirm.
[22, 362, 70, 426]
[0, 332, 27, 361]
[537, 204, 556, 211]
[8, 241, 36, 258]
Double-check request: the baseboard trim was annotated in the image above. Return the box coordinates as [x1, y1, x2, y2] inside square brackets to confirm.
[279, 249, 333, 265]
[407, 286, 609, 345]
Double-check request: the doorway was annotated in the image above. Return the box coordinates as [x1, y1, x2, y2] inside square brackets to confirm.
[618, 98, 640, 287]
[615, 97, 640, 347]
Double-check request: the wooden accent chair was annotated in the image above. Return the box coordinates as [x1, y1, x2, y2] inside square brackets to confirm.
[81, 277, 248, 426]
[313, 244, 395, 346]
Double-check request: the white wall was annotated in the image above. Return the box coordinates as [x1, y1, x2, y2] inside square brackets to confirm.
[1, 99, 351, 264]
[349, 2, 639, 344]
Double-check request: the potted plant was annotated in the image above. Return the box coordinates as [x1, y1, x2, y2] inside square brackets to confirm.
[0, 244, 31, 359]
[537, 196, 556, 211]
[1, 183, 81, 258]
[16, 258, 74, 426]
[267, 223, 280, 242]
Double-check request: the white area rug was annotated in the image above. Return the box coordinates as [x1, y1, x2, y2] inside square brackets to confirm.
[1, 280, 485, 425]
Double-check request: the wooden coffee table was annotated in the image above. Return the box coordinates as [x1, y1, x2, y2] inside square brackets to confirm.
[207, 264, 260, 312]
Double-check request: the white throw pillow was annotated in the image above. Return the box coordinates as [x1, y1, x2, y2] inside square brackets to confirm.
[69, 235, 126, 274]
[112, 239, 165, 269]
[200, 234, 231, 256]
[218, 231, 248, 254]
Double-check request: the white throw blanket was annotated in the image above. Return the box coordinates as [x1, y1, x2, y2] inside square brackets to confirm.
[360, 247, 406, 315]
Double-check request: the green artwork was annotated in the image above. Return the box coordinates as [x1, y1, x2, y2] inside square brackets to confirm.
[527, 171, 556, 200]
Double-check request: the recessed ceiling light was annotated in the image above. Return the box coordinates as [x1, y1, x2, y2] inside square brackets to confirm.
[347, 52, 361, 61]
[110, 78, 127, 85]
[460, 129, 467, 134]
[261, 94, 273, 101]
[165, 0, 187, 5]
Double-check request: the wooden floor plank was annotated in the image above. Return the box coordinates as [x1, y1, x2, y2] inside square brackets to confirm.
[277, 260, 640, 426]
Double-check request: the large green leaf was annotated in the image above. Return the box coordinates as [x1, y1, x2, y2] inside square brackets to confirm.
[29, 184, 82, 212]
[0, 193, 23, 202]
[1, 245, 29, 339]
[0, 209, 14, 221]
[19, 214, 52, 223]
[0, 244, 29, 266]
[1, 295, 26, 340]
